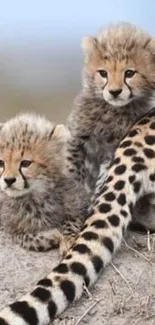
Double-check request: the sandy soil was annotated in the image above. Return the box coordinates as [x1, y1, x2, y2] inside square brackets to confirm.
[1, 228, 155, 325]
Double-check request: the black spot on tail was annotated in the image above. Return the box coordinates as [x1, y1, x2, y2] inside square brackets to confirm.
[114, 180, 125, 190]
[108, 215, 120, 227]
[71, 262, 87, 276]
[53, 263, 68, 273]
[143, 148, 155, 158]
[132, 156, 144, 163]
[48, 300, 57, 320]
[65, 254, 73, 260]
[99, 185, 108, 195]
[10, 301, 38, 325]
[73, 243, 91, 254]
[104, 192, 116, 201]
[144, 135, 155, 145]
[37, 278, 53, 287]
[120, 140, 132, 147]
[102, 237, 114, 253]
[150, 173, 155, 181]
[129, 175, 136, 183]
[92, 255, 103, 273]
[84, 275, 90, 287]
[112, 157, 121, 165]
[132, 164, 146, 172]
[124, 148, 137, 156]
[31, 287, 51, 302]
[82, 231, 98, 240]
[114, 164, 126, 175]
[128, 130, 138, 137]
[60, 280, 75, 302]
[91, 219, 108, 228]
[121, 210, 128, 217]
[133, 181, 141, 193]
[117, 193, 126, 206]
[150, 122, 155, 129]
[0, 319, 9, 325]
[106, 175, 113, 183]
[98, 203, 111, 213]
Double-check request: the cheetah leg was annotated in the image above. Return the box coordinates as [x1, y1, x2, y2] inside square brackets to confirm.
[12, 229, 62, 251]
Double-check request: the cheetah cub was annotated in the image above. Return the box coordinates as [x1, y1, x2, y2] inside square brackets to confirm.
[0, 114, 89, 253]
[68, 22, 155, 193]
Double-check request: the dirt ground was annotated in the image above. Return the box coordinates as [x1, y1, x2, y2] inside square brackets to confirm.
[1, 228, 155, 325]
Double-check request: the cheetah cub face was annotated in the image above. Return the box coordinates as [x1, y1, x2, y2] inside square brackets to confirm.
[82, 23, 155, 107]
[0, 114, 68, 198]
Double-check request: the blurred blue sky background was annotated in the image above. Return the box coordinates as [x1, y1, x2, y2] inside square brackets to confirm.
[0, 0, 154, 42]
[0, 0, 154, 121]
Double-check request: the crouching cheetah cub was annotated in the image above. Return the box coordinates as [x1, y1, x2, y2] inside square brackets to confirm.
[0, 114, 89, 253]
[1, 107, 155, 325]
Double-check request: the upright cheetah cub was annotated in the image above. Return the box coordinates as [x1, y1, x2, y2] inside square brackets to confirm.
[68, 22, 155, 192]
[0, 114, 89, 253]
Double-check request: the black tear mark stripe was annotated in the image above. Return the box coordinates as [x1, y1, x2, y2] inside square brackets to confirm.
[31, 287, 51, 302]
[60, 280, 75, 302]
[10, 301, 38, 325]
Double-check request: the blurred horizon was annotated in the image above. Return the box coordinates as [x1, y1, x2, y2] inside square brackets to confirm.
[0, 0, 154, 122]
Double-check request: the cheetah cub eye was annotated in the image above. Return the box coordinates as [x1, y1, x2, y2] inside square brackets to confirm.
[20, 160, 32, 168]
[98, 70, 108, 78]
[125, 70, 136, 78]
[0, 160, 4, 168]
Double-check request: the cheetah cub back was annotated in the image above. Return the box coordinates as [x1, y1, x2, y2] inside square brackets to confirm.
[0, 114, 89, 253]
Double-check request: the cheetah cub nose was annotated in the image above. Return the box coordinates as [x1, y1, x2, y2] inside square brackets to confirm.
[4, 177, 16, 187]
[109, 89, 122, 98]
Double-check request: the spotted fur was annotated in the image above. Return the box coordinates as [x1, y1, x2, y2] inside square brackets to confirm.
[0, 113, 90, 254]
[68, 22, 155, 194]
[1, 107, 155, 324]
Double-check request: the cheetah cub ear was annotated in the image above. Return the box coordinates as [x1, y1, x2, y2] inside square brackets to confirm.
[81, 36, 98, 57]
[147, 38, 155, 56]
[51, 124, 70, 142]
